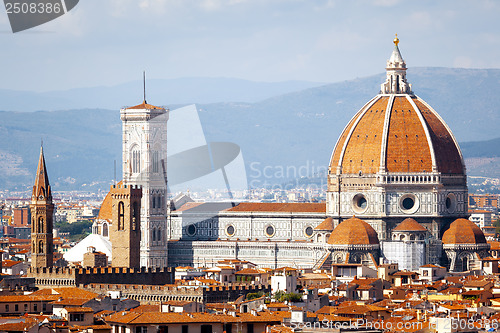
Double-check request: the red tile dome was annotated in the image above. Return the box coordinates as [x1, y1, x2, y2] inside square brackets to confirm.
[328, 217, 379, 245]
[442, 218, 487, 245]
[329, 95, 465, 175]
[393, 218, 427, 232]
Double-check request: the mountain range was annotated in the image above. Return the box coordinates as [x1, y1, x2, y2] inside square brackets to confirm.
[1, 67, 500, 192]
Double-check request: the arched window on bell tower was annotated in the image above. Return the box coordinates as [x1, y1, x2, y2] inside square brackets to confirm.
[38, 241, 44, 254]
[118, 201, 125, 230]
[38, 217, 44, 233]
[131, 146, 141, 174]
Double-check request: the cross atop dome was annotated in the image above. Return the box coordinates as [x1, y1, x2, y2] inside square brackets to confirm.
[380, 34, 412, 94]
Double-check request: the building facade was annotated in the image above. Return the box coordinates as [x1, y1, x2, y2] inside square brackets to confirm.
[85, 37, 491, 272]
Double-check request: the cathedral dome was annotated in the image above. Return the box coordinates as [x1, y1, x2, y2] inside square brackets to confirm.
[329, 94, 464, 175]
[328, 217, 379, 245]
[442, 218, 487, 245]
[329, 39, 464, 176]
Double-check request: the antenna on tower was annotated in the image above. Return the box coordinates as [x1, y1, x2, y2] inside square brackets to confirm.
[143, 71, 146, 103]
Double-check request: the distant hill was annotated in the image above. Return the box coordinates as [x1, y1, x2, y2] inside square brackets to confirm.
[1, 68, 500, 192]
[461, 137, 500, 158]
[0, 78, 324, 112]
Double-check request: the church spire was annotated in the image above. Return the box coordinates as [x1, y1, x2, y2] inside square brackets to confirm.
[30, 144, 54, 269]
[32, 145, 52, 201]
[380, 34, 412, 94]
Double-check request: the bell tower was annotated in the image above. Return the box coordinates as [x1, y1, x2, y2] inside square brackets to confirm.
[109, 184, 142, 268]
[30, 146, 54, 268]
[121, 96, 169, 268]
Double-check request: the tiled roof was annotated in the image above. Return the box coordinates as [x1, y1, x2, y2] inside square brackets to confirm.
[442, 218, 487, 244]
[226, 202, 326, 213]
[106, 311, 287, 324]
[0, 317, 39, 331]
[31, 287, 98, 300]
[65, 307, 94, 313]
[267, 303, 288, 308]
[235, 268, 264, 275]
[328, 217, 379, 245]
[51, 298, 89, 306]
[2, 259, 23, 268]
[393, 218, 427, 232]
[488, 241, 500, 250]
[314, 217, 334, 231]
[0, 295, 60, 303]
[125, 101, 165, 110]
[130, 305, 160, 313]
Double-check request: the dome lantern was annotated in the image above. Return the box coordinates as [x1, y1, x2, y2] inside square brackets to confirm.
[381, 35, 412, 94]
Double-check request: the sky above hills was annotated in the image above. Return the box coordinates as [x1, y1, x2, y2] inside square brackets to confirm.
[1, 0, 500, 92]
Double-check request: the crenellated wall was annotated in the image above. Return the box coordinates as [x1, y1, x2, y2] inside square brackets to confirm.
[84, 283, 270, 304]
[28, 266, 175, 287]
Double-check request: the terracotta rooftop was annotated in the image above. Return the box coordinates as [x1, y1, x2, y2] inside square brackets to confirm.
[328, 217, 379, 245]
[235, 268, 264, 275]
[125, 101, 165, 110]
[2, 259, 23, 268]
[393, 218, 427, 232]
[105, 310, 288, 324]
[226, 202, 326, 213]
[64, 307, 94, 313]
[442, 218, 487, 244]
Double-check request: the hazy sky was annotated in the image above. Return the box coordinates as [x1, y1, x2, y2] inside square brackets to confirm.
[1, 0, 499, 91]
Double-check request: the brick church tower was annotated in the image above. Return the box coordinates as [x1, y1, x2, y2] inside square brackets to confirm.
[30, 146, 54, 268]
[109, 184, 142, 268]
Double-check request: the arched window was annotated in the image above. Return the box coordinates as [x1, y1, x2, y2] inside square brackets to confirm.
[131, 147, 141, 174]
[38, 217, 44, 233]
[152, 228, 156, 242]
[157, 229, 161, 241]
[118, 201, 125, 230]
[38, 241, 44, 254]
[152, 195, 156, 209]
[102, 223, 108, 237]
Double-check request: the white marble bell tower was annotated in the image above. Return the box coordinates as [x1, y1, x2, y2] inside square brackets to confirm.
[121, 96, 169, 268]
